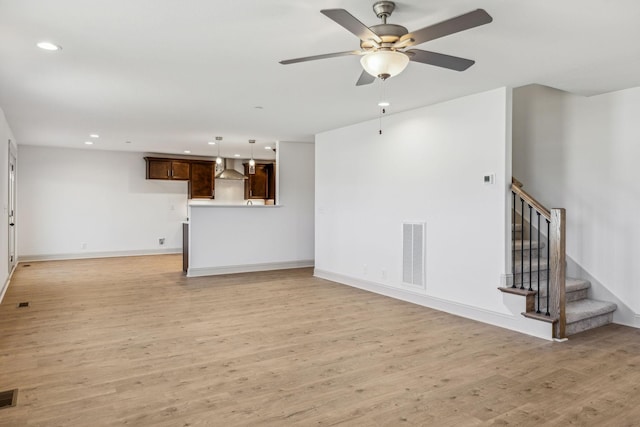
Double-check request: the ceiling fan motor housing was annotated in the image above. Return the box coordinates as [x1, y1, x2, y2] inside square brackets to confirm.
[373, 1, 396, 19]
[361, 24, 408, 49]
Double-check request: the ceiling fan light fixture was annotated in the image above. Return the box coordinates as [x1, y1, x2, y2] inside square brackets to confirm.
[360, 50, 409, 79]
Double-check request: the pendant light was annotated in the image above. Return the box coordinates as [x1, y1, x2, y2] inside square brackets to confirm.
[248, 139, 256, 174]
[215, 136, 223, 171]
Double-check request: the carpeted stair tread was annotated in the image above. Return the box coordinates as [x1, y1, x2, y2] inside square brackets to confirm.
[565, 299, 617, 324]
[513, 240, 546, 250]
[565, 278, 591, 292]
[527, 277, 590, 295]
[513, 257, 548, 273]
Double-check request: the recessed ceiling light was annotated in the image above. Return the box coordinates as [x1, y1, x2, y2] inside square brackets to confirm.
[234, 154, 240, 157]
[265, 146, 271, 150]
[84, 141, 93, 145]
[208, 141, 216, 145]
[37, 41, 61, 51]
[378, 101, 390, 107]
[184, 150, 191, 154]
[89, 134, 99, 138]
[254, 106, 264, 110]
[125, 141, 131, 144]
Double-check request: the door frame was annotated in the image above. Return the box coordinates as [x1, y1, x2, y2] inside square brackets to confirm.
[8, 140, 17, 272]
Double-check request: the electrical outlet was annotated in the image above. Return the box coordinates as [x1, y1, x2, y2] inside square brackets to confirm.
[81, 242, 87, 250]
[158, 238, 165, 245]
[363, 264, 368, 276]
[381, 269, 387, 280]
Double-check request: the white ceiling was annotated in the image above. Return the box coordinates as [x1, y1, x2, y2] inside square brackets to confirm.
[2, 0, 640, 159]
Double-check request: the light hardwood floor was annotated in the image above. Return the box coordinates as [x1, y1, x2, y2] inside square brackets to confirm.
[1, 255, 639, 426]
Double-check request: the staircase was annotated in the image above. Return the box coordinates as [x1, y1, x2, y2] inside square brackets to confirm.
[500, 180, 617, 338]
[512, 224, 617, 336]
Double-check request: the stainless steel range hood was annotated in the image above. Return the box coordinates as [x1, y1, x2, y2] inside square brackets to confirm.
[215, 158, 247, 180]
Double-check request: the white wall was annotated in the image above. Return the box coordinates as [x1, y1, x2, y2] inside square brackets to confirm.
[18, 145, 188, 259]
[188, 141, 314, 275]
[0, 107, 17, 299]
[314, 88, 542, 336]
[513, 84, 640, 326]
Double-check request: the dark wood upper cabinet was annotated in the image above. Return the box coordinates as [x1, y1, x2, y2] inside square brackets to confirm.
[145, 156, 276, 201]
[171, 160, 190, 180]
[147, 158, 171, 179]
[189, 161, 215, 199]
[244, 163, 275, 200]
[145, 157, 190, 180]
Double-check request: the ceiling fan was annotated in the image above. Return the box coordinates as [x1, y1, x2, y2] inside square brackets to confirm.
[280, 1, 492, 86]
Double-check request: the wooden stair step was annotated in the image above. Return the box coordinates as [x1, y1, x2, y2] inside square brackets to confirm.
[521, 311, 557, 324]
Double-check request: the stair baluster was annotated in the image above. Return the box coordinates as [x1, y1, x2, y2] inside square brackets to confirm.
[546, 218, 551, 317]
[528, 204, 533, 292]
[536, 212, 541, 314]
[511, 191, 516, 289]
[520, 197, 525, 290]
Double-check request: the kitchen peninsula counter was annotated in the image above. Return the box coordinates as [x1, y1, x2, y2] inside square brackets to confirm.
[185, 202, 312, 277]
[183, 141, 315, 278]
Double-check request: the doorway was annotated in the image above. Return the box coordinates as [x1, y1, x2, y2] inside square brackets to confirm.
[8, 142, 16, 271]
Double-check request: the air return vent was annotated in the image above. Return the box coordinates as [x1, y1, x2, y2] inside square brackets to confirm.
[0, 389, 17, 409]
[402, 222, 425, 287]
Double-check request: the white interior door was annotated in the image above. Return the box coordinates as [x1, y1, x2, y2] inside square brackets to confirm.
[8, 143, 16, 270]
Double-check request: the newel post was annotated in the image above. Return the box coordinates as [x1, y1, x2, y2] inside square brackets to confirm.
[549, 208, 566, 339]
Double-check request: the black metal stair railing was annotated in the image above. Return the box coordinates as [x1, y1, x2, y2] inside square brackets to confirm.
[508, 178, 567, 339]
[511, 190, 551, 317]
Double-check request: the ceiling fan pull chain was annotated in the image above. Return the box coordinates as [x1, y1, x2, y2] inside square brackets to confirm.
[379, 107, 387, 135]
[379, 79, 388, 135]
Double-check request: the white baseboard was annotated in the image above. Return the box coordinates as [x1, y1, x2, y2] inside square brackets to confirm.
[314, 269, 554, 341]
[0, 278, 7, 303]
[188, 260, 314, 277]
[19, 248, 181, 262]
[0, 263, 18, 304]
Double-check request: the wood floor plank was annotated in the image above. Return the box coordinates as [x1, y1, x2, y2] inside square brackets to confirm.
[0, 255, 639, 426]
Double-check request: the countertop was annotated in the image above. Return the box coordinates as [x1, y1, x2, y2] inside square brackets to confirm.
[188, 201, 281, 208]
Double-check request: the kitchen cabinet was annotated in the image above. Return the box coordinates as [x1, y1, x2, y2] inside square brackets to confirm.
[244, 163, 275, 200]
[145, 157, 190, 180]
[145, 156, 215, 199]
[189, 161, 215, 199]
